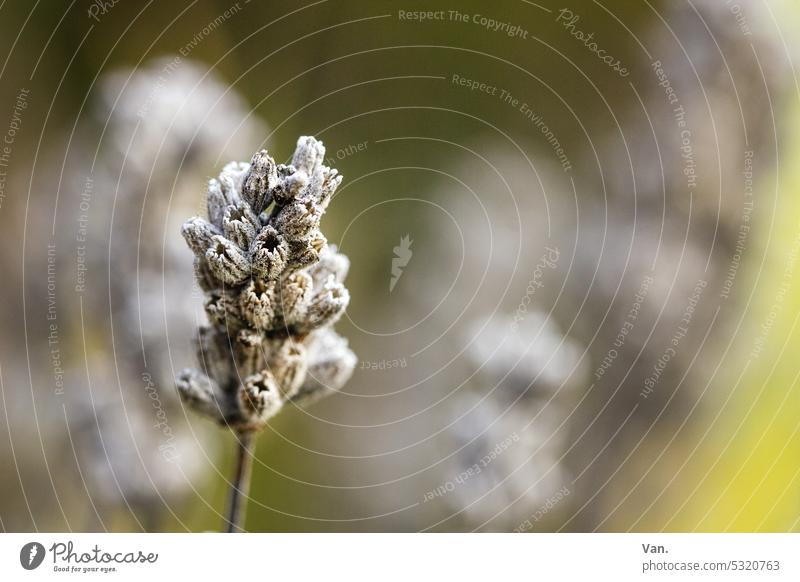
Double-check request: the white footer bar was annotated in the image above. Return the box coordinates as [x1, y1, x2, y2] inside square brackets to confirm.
[0, 533, 797, 581]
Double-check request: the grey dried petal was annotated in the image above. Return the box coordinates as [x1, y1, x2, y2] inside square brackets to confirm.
[181, 216, 219, 257]
[222, 202, 260, 249]
[291, 328, 356, 406]
[238, 371, 283, 429]
[276, 271, 313, 327]
[234, 329, 265, 378]
[268, 341, 307, 399]
[204, 290, 246, 333]
[176, 368, 233, 424]
[251, 225, 289, 282]
[308, 245, 350, 289]
[242, 149, 276, 214]
[302, 275, 349, 331]
[239, 279, 276, 329]
[205, 235, 251, 285]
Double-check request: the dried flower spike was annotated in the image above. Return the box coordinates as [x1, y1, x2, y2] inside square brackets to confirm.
[177, 136, 356, 531]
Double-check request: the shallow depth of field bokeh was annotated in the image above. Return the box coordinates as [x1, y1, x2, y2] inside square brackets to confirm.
[0, 0, 799, 532]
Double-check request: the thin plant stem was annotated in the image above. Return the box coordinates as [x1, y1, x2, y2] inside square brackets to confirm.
[225, 431, 255, 532]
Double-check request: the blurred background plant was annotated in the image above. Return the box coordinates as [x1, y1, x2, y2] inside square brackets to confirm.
[0, 0, 798, 532]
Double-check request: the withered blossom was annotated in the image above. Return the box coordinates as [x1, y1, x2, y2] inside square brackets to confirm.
[178, 137, 355, 434]
[177, 136, 356, 531]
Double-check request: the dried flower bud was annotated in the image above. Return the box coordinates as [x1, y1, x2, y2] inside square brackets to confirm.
[205, 235, 251, 285]
[317, 168, 342, 209]
[276, 271, 313, 327]
[302, 276, 349, 331]
[204, 291, 246, 334]
[177, 368, 232, 424]
[238, 372, 283, 429]
[276, 136, 325, 205]
[287, 232, 326, 272]
[206, 179, 228, 230]
[181, 216, 219, 257]
[281, 170, 309, 202]
[195, 326, 235, 391]
[268, 342, 307, 399]
[193, 257, 218, 292]
[234, 329, 265, 378]
[242, 149, 276, 214]
[218, 161, 249, 201]
[239, 279, 276, 329]
[308, 245, 350, 289]
[222, 202, 261, 250]
[292, 135, 325, 177]
[272, 199, 322, 243]
[270, 163, 301, 205]
[291, 328, 356, 406]
[251, 225, 289, 281]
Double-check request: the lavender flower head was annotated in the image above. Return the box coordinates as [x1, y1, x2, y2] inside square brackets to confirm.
[177, 136, 356, 432]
